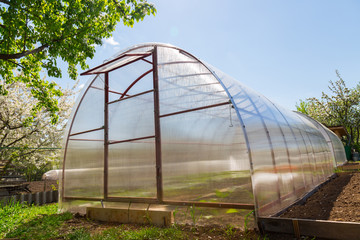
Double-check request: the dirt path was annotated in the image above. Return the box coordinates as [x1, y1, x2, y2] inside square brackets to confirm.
[282, 172, 360, 222]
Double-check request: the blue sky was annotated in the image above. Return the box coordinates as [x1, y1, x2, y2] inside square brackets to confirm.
[55, 0, 360, 110]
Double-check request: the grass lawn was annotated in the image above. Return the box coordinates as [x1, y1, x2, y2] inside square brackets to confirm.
[0, 201, 289, 239]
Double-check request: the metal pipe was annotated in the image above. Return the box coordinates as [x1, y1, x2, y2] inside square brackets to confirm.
[152, 46, 163, 201]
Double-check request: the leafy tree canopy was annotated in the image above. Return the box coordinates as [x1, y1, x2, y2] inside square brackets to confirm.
[0, 0, 156, 123]
[296, 70, 360, 148]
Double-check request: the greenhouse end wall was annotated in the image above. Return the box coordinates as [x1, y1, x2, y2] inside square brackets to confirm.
[60, 43, 346, 218]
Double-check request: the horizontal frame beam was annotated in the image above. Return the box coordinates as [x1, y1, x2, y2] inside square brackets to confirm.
[108, 135, 155, 145]
[69, 127, 104, 137]
[108, 89, 154, 105]
[160, 101, 231, 118]
[63, 196, 254, 210]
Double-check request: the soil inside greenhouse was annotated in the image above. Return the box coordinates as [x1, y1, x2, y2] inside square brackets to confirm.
[281, 171, 360, 222]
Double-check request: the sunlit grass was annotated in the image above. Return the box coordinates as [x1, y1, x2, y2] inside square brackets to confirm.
[0, 201, 72, 239]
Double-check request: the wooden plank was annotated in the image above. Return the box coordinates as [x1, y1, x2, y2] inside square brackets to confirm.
[259, 217, 360, 240]
[86, 206, 174, 227]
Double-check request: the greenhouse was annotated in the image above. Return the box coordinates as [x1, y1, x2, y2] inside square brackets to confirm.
[60, 43, 346, 220]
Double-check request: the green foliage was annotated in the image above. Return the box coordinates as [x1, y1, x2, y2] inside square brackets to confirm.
[297, 70, 360, 149]
[244, 210, 254, 233]
[226, 208, 239, 214]
[90, 226, 184, 240]
[65, 228, 91, 240]
[224, 224, 237, 239]
[295, 99, 309, 115]
[0, 202, 72, 239]
[0, 0, 156, 123]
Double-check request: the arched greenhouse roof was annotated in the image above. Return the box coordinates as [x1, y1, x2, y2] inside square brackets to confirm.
[60, 43, 346, 218]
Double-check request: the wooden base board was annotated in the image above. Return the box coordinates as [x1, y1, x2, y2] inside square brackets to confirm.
[259, 217, 360, 240]
[86, 206, 174, 227]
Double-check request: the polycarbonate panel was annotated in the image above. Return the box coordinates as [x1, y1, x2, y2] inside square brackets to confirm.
[210, 64, 335, 216]
[161, 105, 252, 204]
[70, 79, 104, 135]
[108, 139, 156, 198]
[327, 130, 347, 166]
[108, 59, 153, 102]
[108, 92, 154, 142]
[158, 47, 229, 115]
[296, 112, 346, 167]
[64, 139, 104, 198]
[85, 52, 151, 75]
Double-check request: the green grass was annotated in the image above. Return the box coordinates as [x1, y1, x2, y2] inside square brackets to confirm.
[0, 201, 72, 239]
[0, 201, 184, 240]
[91, 226, 184, 240]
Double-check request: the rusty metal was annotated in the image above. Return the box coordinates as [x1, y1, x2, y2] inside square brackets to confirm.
[104, 72, 109, 200]
[108, 135, 155, 145]
[152, 46, 163, 201]
[81, 52, 152, 76]
[108, 90, 154, 105]
[69, 127, 104, 137]
[159, 101, 230, 118]
[120, 69, 153, 99]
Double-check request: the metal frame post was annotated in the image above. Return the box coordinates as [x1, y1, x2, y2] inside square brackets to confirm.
[152, 46, 163, 201]
[104, 72, 109, 200]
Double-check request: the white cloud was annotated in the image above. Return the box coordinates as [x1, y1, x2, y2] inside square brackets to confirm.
[78, 83, 85, 89]
[103, 37, 120, 46]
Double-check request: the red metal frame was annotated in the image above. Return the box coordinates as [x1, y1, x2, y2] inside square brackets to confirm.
[68, 139, 103, 142]
[119, 69, 153, 99]
[142, 58, 153, 65]
[108, 135, 155, 145]
[69, 127, 104, 137]
[159, 101, 230, 118]
[153, 46, 163, 201]
[63, 196, 254, 210]
[90, 85, 129, 96]
[108, 89, 154, 105]
[81, 52, 151, 76]
[104, 73, 109, 200]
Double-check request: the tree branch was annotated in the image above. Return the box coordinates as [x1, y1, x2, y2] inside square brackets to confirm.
[0, 44, 49, 60]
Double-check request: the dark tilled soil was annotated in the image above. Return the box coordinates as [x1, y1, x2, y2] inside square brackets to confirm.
[282, 172, 360, 222]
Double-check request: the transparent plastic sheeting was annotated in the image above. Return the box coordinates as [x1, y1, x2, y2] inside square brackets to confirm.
[61, 43, 346, 217]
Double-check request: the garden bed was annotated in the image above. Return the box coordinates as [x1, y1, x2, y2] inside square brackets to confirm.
[259, 169, 360, 239]
[281, 172, 360, 222]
